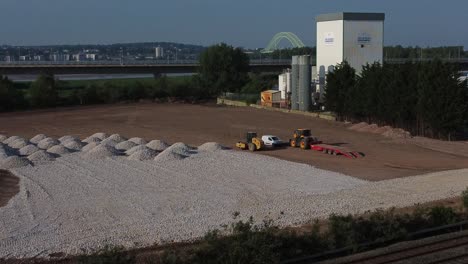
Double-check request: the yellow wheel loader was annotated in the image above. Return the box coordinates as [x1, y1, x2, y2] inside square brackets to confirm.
[236, 132, 264, 152]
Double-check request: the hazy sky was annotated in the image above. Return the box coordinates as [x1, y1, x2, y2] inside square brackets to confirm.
[2, 0, 467, 48]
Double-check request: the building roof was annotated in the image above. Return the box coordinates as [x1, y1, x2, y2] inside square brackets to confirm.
[316, 12, 385, 22]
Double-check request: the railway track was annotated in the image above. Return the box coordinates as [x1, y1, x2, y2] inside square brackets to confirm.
[321, 232, 468, 264]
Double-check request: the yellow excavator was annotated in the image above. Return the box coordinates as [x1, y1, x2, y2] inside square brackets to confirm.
[236, 132, 264, 152]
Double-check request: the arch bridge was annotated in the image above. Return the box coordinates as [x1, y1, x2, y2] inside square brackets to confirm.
[262, 32, 306, 53]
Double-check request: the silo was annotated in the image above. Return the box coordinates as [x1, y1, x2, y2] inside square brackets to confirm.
[291, 56, 300, 110]
[298, 55, 311, 111]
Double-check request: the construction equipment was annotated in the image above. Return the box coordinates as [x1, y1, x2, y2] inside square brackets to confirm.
[236, 132, 264, 152]
[309, 143, 363, 158]
[289, 129, 321, 149]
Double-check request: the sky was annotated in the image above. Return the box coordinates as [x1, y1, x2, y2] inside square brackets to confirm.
[1, 0, 467, 48]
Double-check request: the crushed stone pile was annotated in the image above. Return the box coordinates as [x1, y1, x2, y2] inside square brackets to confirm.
[383, 128, 412, 139]
[3, 136, 21, 145]
[28, 150, 55, 163]
[0, 156, 32, 169]
[357, 124, 379, 132]
[29, 134, 47, 144]
[91, 132, 108, 140]
[107, 134, 127, 143]
[115, 141, 137, 151]
[146, 140, 170, 151]
[167, 142, 195, 156]
[81, 142, 100, 152]
[374, 126, 393, 134]
[128, 137, 147, 145]
[47, 145, 70, 155]
[8, 138, 29, 149]
[128, 148, 158, 161]
[0, 144, 9, 160]
[348, 122, 368, 131]
[125, 145, 150, 156]
[83, 145, 119, 159]
[100, 138, 119, 147]
[153, 150, 188, 162]
[0, 134, 7, 142]
[82, 136, 102, 144]
[58, 135, 79, 143]
[37, 138, 60, 150]
[62, 140, 86, 151]
[198, 142, 226, 152]
[19, 145, 40, 156]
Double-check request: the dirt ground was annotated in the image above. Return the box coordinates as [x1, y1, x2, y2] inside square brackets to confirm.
[0, 170, 19, 207]
[1, 103, 467, 182]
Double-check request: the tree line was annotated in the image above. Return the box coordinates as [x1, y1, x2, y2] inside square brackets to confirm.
[325, 60, 468, 140]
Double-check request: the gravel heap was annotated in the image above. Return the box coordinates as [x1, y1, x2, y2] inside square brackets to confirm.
[37, 138, 60, 150]
[91, 132, 108, 140]
[29, 134, 47, 144]
[47, 145, 71, 155]
[19, 145, 40, 156]
[0, 144, 9, 160]
[128, 148, 158, 161]
[81, 142, 100, 152]
[167, 142, 195, 156]
[107, 134, 127, 143]
[125, 145, 150, 156]
[154, 150, 188, 162]
[115, 141, 137, 151]
[146, 140, 169, 151]
[28, 150, 56, 163]
[83, 145, 119, 159]
[128, 137, 147, 145]
[0, 156, 32, 169]
[0, 134, 8, 142]
[82, 136, 102, 144]
[58, 135, 79, 143]
[62, 140, 86, 151]
[3, 136, 21, 145]
[100, 138, 119, 147]
[8, 138, 29, 149]
[198, 142, 226, 152]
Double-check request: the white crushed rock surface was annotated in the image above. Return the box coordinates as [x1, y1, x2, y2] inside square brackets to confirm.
[127, 148, 158, 161]
[0, 135, 7, 142]
[58, 135, 79, 143]
[107, 134, 127, 143]
[128, 137, 147, 145]
[83, 145, 119, 159]
[3, 136, 21, 145]
[62, 140, 86, 151]
[146, 140, 169, 151]
[19, 145, 40, 156]
[8, 138, 29, 149]
[1, 140, 468, 259]
[29, 134, 47, 144]
[81, 142, 100, 152]
[37, 138, 60, 150]
[198, 142, 226, 151]
[115, 140, 137, 151]
[125, 145, 150, 156]
[82, 136, 102, 144]
[91, 132, 108, 140]
[0, 156, 32, 169]
[100, 138, 119, 147]
[27, 150, 55, 164]
[47, 145, 71, 155]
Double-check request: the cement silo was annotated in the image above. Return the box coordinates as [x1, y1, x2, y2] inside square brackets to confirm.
[291, 56, 300, 110]
[298, 55, 311, 111]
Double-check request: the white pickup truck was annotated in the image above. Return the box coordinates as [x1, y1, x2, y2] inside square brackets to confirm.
[261, 135, 284, 147]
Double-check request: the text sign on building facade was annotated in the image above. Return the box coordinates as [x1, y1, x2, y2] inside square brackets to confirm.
[324, 32, 335, 45]
[357, 33, 372, 45]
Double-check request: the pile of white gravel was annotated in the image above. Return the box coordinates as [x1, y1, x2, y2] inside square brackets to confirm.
[37, 138, 60, 150]
[29, 134, 47, 144]
[0, 156, 31, 169]
[47, 145, 71, 155]
[115, 141, 137, 151]
[82, 136, 102, 144]
[198, 142, 226, 152]
[58, 135, 79, 143]
[125, 145, 149, 156]
[19, 145, 40, 156]
[9, 138, 29, 149]
[107, 134, 127, 143]
[62, 140, 86, 151]
[128, 137, 147, 145]
[100, 138, 119, 147]
[0, 144, 9, 160]
[0, 135, 7, 142]
[128, 148, 158, 161]
[3, 136, 21, 145]
[83, 144, 119, 159]
[27, 150, 55, 163]
[146, 140, 169, 151]
[81, 142, 100, 152]
[91, 132, 108, 140]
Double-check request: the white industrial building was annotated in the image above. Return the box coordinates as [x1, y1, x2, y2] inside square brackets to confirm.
[155, 47, 164, 58]
[278, 69, 291, 100]
[316, 12, 385, 96]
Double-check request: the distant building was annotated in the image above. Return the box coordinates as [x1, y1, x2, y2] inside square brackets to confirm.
[72, 53, 86, 61]
[19, 56, 29, 61]
[50, 54, 70, 61]
[33, 55, 45, 61]
[86, 54, 98, 61]
[155, 47, 164, 58]
[5, 56, 15, 62]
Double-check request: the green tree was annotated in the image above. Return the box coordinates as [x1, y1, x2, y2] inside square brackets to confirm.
[29, 73, 58, 108]
[0, 75, 26, 111]
[198, 43, 250, 95]
[324, 61, 356, 119]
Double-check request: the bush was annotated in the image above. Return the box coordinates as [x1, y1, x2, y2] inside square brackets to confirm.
[29, 73, 58, 108]
[78, 245, 135, 264]
[462, 187, 468, 209]
[0, 75, 27, 111]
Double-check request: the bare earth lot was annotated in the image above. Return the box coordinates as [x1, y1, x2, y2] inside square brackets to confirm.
[0, 103, 467, 181]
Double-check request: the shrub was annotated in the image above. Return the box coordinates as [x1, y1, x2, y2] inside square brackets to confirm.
[78, 245, 135, 264]
[29, 73, 58, 108]
[462, 187, 468, 209]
